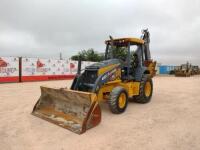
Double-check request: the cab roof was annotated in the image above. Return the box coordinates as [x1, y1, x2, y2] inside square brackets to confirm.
[105, 37, 144, 46]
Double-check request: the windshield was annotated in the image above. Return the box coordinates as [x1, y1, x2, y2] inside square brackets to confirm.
[106, 44, 138, 61]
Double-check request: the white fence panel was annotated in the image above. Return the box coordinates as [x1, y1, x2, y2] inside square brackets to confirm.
[22, 58, 72, 76]
[0, 57, 19, 77]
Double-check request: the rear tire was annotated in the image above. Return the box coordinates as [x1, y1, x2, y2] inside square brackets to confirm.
[132, 75, 153, 103]
[108, 87, 128, 114]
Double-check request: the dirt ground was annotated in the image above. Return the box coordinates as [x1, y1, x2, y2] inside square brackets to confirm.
[0, 76, 200, 150]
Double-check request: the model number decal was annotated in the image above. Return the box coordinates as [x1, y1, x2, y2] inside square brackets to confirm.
[101, 69, 117, 81]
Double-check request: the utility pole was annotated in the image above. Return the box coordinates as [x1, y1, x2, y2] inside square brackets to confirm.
[59, 52, 63, 60]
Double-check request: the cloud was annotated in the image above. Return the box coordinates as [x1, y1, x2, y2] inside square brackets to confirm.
[0, 0, 200, 65]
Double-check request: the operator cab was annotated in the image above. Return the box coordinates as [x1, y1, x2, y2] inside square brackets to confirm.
[105, 37, 146, 80]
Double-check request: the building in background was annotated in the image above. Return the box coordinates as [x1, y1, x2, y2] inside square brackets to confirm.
[157, 64, 176, 75]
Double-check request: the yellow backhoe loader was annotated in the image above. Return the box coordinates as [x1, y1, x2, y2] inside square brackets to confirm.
[175, 62, 192, 77]
[191, 65, 200, 75]
[32, 29, 156, 134]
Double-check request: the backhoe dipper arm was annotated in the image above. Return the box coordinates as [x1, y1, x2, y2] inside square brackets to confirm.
[142, 29, 151, 61]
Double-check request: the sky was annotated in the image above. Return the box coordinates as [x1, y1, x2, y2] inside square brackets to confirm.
[0, 0, 200, 65]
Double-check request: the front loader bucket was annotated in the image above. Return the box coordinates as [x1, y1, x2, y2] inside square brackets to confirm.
[32, 86, 101, 134]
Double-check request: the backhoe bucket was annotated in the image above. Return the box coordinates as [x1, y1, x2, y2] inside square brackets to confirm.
[32, 86, 101, 134]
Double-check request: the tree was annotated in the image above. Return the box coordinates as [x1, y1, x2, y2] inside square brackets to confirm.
[71, 48, 104, 62]
[71, 50, 87, 61]
[112, 47, 128, 61]
[71, 47, 130, 62]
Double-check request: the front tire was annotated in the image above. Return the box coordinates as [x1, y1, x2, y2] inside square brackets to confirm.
[108, 87, 128, 114]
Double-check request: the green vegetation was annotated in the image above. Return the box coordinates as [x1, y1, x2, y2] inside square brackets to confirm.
[71, 48, 104, 62]
[71, 47, 129, 62]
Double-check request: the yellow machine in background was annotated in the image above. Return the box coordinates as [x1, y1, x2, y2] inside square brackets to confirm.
[175, 62, 192, 77]
[191, 65, 200, 75]
[32, 29, 156, 134]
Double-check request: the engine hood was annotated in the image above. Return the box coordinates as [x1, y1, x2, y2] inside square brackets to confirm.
[85, 59, 122, 70]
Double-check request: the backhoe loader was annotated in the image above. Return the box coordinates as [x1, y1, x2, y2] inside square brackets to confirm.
[191, 65, 200, 75]
[175, 62, 192, 77]
[32, 29, 156, 134]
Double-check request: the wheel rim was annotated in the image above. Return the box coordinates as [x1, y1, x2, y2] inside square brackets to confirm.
[144, 81, 151, 97]
[118, 93, 126, 109]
